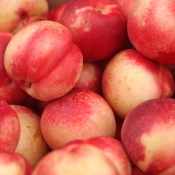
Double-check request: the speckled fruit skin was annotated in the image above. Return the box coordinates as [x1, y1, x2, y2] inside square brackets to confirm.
[32, 143, 120, 175]
[59, 0, 127, 62]
[127, 0, 175, 65]
[0, 150, 33, 175]
[0, 96, 20, 151]
[11, 105, 50, 168]
[0, 0, 49, 33]
[64, 136, 132, 175]
[4, 20, 83, 101]
[121, 98, 175, 175]
[0, 32, 29, 104]
[40, 88, 116, 149]
[102, 49, 174, 119]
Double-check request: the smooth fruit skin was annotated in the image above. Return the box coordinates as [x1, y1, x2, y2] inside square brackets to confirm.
[0, 150, 33, 175]
[40, 88, 116, 149]
[74, 62, 104, 94]
[66, 136, 132, 175]
[85, 136, 132, 175]
[0, 32, 29, 104]
[32, 143, 120, 175]
[115, 0, 136, 19]
[0, 96, 20, 151]
[48, 3, 67, 21]
[0, 0, 49, 33]
[127, 0, 175, 65]
[59, 0, 127, 62]
[11, 105, 50, 168]
[102, 49, 174, 119]
[121, 98, 175, 175]
[4, 20, 83, 101]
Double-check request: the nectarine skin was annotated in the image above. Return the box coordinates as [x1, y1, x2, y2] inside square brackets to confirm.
[127, 0, 175, 65]
[11, 105, 50, 168]
[40, 88, 116, 149]
[102, 49, 174, 119]
[48, 3, 67, 22]
[65, 136, 132, 175]
[59, 0, 127, 62]
[122, 98, 175, 174]
[115, 0, 136, 19]
[0, 96, 20, 151]
[74, 62, 104, 94]
[4, 20, 83, 101]
[32, 143, 120, 175]
[0, 32, 29, 104]
[0, 0, 49, 33]
[0, 150, 33, 175]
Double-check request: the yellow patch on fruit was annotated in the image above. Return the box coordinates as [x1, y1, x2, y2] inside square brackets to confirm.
[132, 0, 152, 26]
[159, 166, 175, 175]
[138, 123, 175, 172]
[0, 163, 23, 174]
[154, 1, 175, 33]
[75, 6, 93, 14]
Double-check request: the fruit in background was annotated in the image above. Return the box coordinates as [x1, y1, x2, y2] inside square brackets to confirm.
[115, 117, 124, 141]
[127, 0, 175, 65]
[132, 167, 145, 175]
[0, 0, 49, 33]
[0, 96, 20, 151]
[47, 0, 69, 9]
[11, 105, 50, 168]
[102, 49, 174, 119]
[40, 88, 116, 149]
[121, 98, 175, 174]
[166, 65, 175, 98]
[115, 0, 136, 19]
[59, 0, 127, 62]
[65, 136, 132, 175]
[48, 2, 67, 22]
[34, 100, 50, 115]
[4, 20, 83, 101]
[0, 32, 29, 105]
[74, 61, 104, 94]
[32, 143, 120, 175]
[167, 66, 175, 79]
[20, 94, 38, 113]
[0, 150, 33, 175]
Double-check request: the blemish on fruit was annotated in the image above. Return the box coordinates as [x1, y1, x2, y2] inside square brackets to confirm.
[96, 9, 103, 14]
[25, 81, 31, 88]
[84, 27, 91, 32]
[84, 20, 90, 24]
[118, 80, 121, 84]
[33, 129, 40, 140]
[20, 12, 27, 20]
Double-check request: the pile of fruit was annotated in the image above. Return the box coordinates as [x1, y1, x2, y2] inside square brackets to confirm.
[1, 0, 175, 174]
